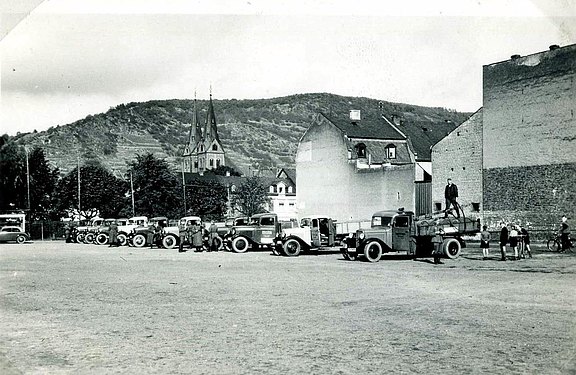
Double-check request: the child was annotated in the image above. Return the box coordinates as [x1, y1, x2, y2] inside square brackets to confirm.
[520, 226, 532, 258]
[499, 222, 508, 261]
[509, 225, 519, 260]
[480, 225, 490, 260]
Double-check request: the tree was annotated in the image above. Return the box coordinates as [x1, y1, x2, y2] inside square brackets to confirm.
[27, 147, 60, 220]
[55, 163, 129, 219]
[128, 153, 183, 218]
[186, 179, 228, 220]
[0, 142, 26, 212]
[231, 176, 270, 218]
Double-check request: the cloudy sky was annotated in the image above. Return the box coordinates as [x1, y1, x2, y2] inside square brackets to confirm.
[1, 0, 575, 135]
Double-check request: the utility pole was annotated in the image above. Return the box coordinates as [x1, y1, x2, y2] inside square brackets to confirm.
[130, 171, 135, 217]
[77, 155, 81, 219]
[25, 147, 30, 212]
[181, 161, 187, 214]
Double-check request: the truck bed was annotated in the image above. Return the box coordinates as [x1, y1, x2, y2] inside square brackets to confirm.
[415, 217, 479, 236]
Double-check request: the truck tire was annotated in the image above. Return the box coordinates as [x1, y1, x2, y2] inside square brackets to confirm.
[132, 234, 147, 248]
[95, 233, 109, 245]
[76, 233, 85, 243]
[231, 237, 249, 253]
[363, 241, 382, 262]
[117, 233, 127, 246]
[84, 233, 95, 244]
[283, 238, 301, 257]
[162, 235, 178, 249]
[442, 238, 461, 259]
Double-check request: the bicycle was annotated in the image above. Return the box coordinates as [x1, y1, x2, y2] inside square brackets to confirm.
[546, 233, 575, 252]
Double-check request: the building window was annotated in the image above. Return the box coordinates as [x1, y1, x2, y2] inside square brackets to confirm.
[435, 202, 442, 211]
[472, 202, 480, 212]
[212, 144, 218, 151]
[355, 143, 367, 158]
[216, 159, 221, 167]
[385, 144, 396, 159]
[279, 186, 283, 193]
[287, 186, 293, 193]
[194, 161, 198, 169]
[200, 145, 204, 152]
[209, 159, 214, 167]
[269, 186, 275, 193]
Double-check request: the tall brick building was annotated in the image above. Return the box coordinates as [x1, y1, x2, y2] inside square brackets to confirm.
[432, 44, 576, 229]
[482, 44, 576, 228]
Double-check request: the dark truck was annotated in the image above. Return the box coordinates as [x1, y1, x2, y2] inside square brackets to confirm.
[229, 213, 281, 253]
[341, 208, 480, 262]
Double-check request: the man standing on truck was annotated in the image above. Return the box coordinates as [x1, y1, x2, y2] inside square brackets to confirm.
[444, 178, 459, 218]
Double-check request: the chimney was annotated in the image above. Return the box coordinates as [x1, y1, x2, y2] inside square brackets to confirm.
[549, 44, 560, 51]
[349, 110, 361, 122]
[511, 54, 521, 60]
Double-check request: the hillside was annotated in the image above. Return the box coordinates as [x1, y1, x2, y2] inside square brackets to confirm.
[9, 93, 471, 176]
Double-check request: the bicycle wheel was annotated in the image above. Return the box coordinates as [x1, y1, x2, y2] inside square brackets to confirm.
[546, 238, 560, 252]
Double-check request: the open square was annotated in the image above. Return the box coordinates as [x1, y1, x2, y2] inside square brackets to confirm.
[1, 242, 574, 374]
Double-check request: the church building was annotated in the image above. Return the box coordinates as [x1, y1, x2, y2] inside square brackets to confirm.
[182, 94, 226, 173]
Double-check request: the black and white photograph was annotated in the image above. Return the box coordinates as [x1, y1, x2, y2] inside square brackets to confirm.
[1, 0, 575, 373]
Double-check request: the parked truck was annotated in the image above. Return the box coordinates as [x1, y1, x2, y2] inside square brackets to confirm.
[273, 215, 338, 256]
[341, 208, 480, 262]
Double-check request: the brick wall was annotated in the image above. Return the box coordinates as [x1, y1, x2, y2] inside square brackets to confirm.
[483, 163, 576, 230]
[431, 109, 483, 214]
[297, 115, 415, 222]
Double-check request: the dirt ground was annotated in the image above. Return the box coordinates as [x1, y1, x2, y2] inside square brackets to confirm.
[0, 241, 574, 375]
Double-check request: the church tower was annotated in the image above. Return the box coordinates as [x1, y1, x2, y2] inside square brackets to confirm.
[182, 92, 226, 174]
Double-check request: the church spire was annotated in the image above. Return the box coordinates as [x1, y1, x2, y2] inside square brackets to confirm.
[204, 91, 220, 142]
[186, 94, 202, 152]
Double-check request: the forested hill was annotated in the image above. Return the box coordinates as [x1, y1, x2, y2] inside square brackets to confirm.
[9, 93, 472, 175]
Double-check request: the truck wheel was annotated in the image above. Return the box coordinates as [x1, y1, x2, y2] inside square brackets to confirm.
[84, 233, 95, 244]
[117, 233, 127, 246]
[162, 235, 178, 249]
[442, 238, 462, 259]
[95, 233, 109, 245]
[283, 238, 301, 257]
[133, 234, 147, 248]
[363, 241, 382, 262]
[16, 235, 26, 244]
[231, 237, 249, 253]
[76, 233, 85, 243]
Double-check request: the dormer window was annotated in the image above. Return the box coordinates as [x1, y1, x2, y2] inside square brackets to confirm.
[355, 143, 367, 158]
[287, 186, 293, 193]
[212, 144, 218, 151]
[385, 144, 396, 159]
[269, 186, 275, 193]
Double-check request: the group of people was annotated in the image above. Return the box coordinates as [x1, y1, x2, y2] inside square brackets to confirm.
[492, 223, 532, 261]
[178, 220, 222, 253]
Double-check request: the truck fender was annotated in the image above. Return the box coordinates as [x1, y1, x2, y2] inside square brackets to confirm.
[360, 238, 391, 253]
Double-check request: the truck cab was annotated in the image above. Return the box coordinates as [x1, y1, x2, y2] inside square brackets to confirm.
[342, 210, 416, 262]
[230, 213, 281, 253]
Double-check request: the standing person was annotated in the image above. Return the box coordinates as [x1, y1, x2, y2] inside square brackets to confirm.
[480, 225, 491, 260]
[209, 220, 220, 252]
[509, 225, 519, 260]
[520, 226, 532, 258]
[559, 216, 571, 252]
[108, 220, 118, 247]
[147, 222, 157, 249]
[499, 222, 508, 261]
[444, 178, 460, 218]
[192, 222, 203, 252]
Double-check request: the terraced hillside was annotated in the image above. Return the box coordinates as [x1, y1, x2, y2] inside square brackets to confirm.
[9, 93, 471, 175]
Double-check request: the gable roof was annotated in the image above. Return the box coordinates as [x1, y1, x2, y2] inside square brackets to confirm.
[320, 107, 458, 161]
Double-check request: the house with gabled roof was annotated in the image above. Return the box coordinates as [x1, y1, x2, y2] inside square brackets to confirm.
[296, 108, 454, 222]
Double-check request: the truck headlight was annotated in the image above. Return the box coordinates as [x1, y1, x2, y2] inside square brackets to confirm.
[358, 231, 365, 240]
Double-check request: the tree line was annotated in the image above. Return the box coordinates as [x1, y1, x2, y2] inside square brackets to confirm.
[0, 137, 269, 222]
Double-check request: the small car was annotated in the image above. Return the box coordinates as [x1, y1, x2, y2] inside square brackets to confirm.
[0, 226, 30, 244]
